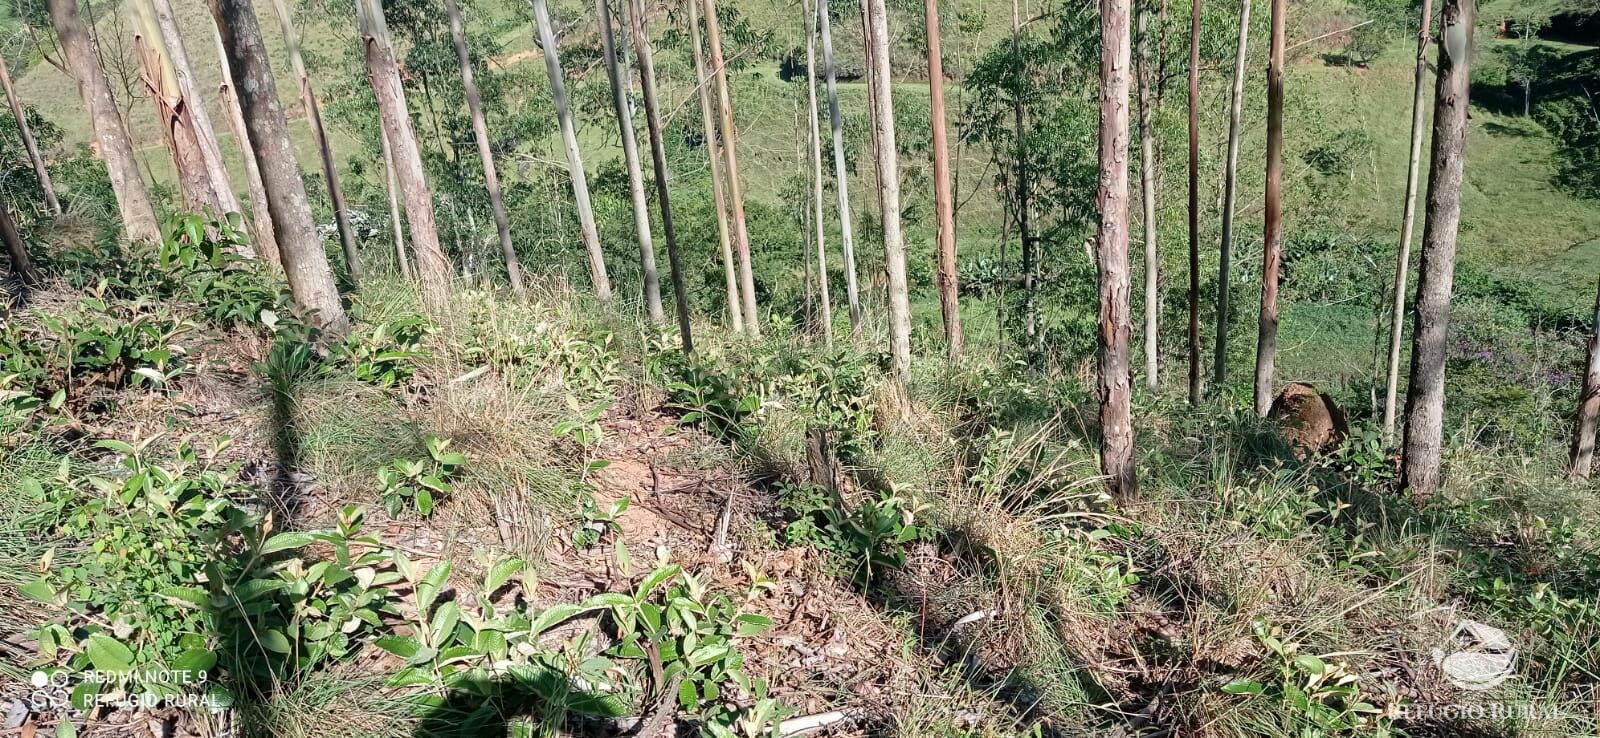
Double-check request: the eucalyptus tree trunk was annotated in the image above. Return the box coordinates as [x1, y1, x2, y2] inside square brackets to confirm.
[686, 0, 742, 331]
[597, 0, 660, 319]
[1384, 0, 1435, 443]
[149, 0, 238, 215]
[702, 0, 758, 334]
[379, 126, 411, 280]
[531, 0, 611, 301]
[626, 0, 692, 353]
[803, 0, 832, 343]
[446, 0, 524, 296]
[0, 56, 61, 215]
[866, 0, 911, 392]
[817, 0, 858, 338]
[1012, 0, 1036, 361]
[356, 0, 451, 309]
[132, 0, 218, 214]
[46, 0, 159, 241]
[0, 199, 41, 286]
[1135, 0, 1158, 389]
[1216, 0, 1251, 388]
[1098, 0, 1136, 500]
[210, 23, 278, 267]
[1184, 0, 1202, 404]
[270, 0, 360, 283]
[1254, 0, 1285, 416]
[1401, 0, 1473, 501]
[925, 0, 959, 359]
[1571, 276, 1600, 482]
[207, 0, 346, 330]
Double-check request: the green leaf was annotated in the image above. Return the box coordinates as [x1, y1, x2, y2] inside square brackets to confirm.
[375, 635, 424, 660]
[528, 603, 586, 637]
[431, 601, 462, 645]
[159, 586, 210, 608]
[260, 531, 318, 555]
[636, 564, 682, 600]
[1294, 655, 1327, 676]
[85, 634, 135, 673]
[484, 557, 526, 594]
[678, 679, 700, 710]
[94, 439, 137, 455]
[733, 612, 773, 637]
[417, 561, 452, 612]
[416, 487, 434, 516]
[1221, 679, 1264, 696]
[19, 578, 55, 603]
[56, 719, 77, 738]
[171, 648, 217, 681]
[258, 629, 293, 654]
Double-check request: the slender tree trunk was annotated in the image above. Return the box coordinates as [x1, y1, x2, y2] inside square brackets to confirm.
[627, 0, 692, 352]
[379, 125, 411, 280]
[445, 0, 524, 296]
[0, 199, 41, 286]
[0, 56, 62, 215]
[925, 0, 960, 359]
[132, 0, 218, 214]
[1384, 0, 1435, 443]
[1254, 0, 1285, 416]
[47, 0, 159, 241]
[270, 0, 360, 284]
[207, 0, 346, 330]
[1136, 0, 1159, 390]
[598, 0, 661, 319]
[866, 0, 911, 394]
[1098, 0, 1137, 500]
[210, 24, 279, 267]
[803, 0, 833, 343]
[531, 0, 611, 301]
[702, 0, 759, 333]
[1216, 0, 1250, 389]
[1571, 276, 1600, 482]
[818, 0, 860, 338]
[1013, 0, 1036, 362]
[357, 0, 450, 309]
[1401, 0, 1473, 501]
[1185, 0, 1201, 404]
[149, 0, 238, 215]
[861, 0, 882, 226]
[687, 0, 742, 331]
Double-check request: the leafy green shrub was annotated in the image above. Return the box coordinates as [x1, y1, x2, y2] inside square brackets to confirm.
[378, 436, 467, 517]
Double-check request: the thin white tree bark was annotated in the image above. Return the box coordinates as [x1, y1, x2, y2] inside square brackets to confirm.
[817, 0, 860, 338]
[150, 0, 238, 215]
[597, 0, 661, 319]
[866, 0, 910, 392]
[702, 0, 758, 334]
[803, 0, 832, 343]
[379, 125, 411, 280]
[1136, 0, 1159, 389]
[209, 22, 278, 267]
[1216, 0, 1251, 389]
[687, 0, 742, 332]
[626, 0, 693, 352]
[1384, 0, 1435, 443]
[0, 56, 62, 215]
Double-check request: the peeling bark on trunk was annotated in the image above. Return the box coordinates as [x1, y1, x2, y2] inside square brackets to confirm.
[598, 0, 660, 319]
[47, 0, 159, 241]
[446, 0, 524, 296]
[1401, 0, 1473, 501]
[357, 0, 451, 310]
[1099, 0, 1137, 500]
[1136, 0, 1158, 390]
[1185, 0, 1202, 404]
[207, 0, 346, 330]
[150, 0, 238, 215]
[818, 0, 859, 338]
[703, 0, 758, 334]
[1254, 0, 1286, 416]
[532, 0, 611, 301]
[0, 56, 62, 215]
[626, 0, 692, 353]
[687, 0, 742, 332]
[132, 0, 219, 214]
[270, 0, 360, 284]
[1571, 277, 1600, 482]
[866, 0, 910, 393]
[1, 199, 41, 287]
[1216, 0, 1250, 389]
[1384, 0, 1435, 443]
[210, 22, 278, 267]
[925, 0, 959, 359]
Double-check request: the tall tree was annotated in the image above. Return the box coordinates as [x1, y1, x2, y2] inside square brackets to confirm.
[131, 0, 220, 213]
[0, 197, 41, 286]
[379, 126, 411, 280]
[925, 0, 959, 358]
[149, 0, 238, 214]
[866, 0, 910, 393]
[356, 0, 451, 309]
[626, 0, 692, 352]
[1215, 0, 1250, 388]
[686, 0, 742, 331]
[1572, 276, 1600, 482]
[1383, 0, 1435, 443]
[702, 0, 758, 334]
[1098, 0, 1136, 499]
[210, 22, 279, 267]
[0, 55, 61, 215]
[446, 0, 525, 297]
[1253, 0, 1285, 416]
[597, 0, 661, 319]
[46, 0, 159, 241]
[1185, 0, 1202, 404]
[817, 0, 859, 337]
[207, 0, 346, 329]
[531, 0, 612, 301]
[1401, 0, 1473, 501]
[1136, 0, 1158, 389]
[803, 0, 832, 342]
[270, 0, 360, 283]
